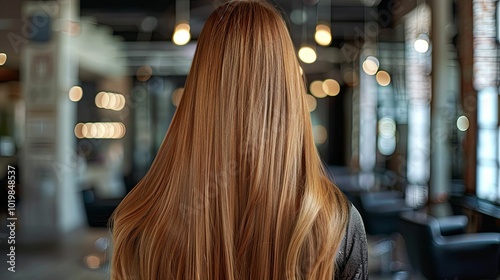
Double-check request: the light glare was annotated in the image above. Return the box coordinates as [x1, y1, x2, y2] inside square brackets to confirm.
[0, 53, 7, 66]
[315, 24, 332, 46]
[85, 255, 101, 270]
[298, 46, 317, 64]
[414, 34, 430, 53]
[362, 56, 379, 75]
[457, 116, 470, 131]
[376, 71, 391, 86]
[323, 79, 340, 96]
[95, 92, 105, 108]
[95, 92, 126, 111]
[74, 123, 85, 139]
[75, 122, 126, 139]
[310, 80, 327, 98]
[69, 86, 83, 102]
[175, 23, 190, 31]
[173, 28, 191, 46]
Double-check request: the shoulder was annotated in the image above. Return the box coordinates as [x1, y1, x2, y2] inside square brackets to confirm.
[347, 205, 365, 237]
[335, 204, 368, 280]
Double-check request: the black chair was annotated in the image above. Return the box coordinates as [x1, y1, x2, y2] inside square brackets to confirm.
[360, 191, 413, 235]
[81, 187, 122, 270]
[399, 211, 500, 279]
[82, 188, 121, 227]
[353, 191, 413, 274]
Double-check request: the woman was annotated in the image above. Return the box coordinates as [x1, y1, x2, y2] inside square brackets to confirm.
[111, 1, 368, 279]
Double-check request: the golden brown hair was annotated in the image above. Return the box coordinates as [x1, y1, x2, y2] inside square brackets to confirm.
[111, 1, 349, 279]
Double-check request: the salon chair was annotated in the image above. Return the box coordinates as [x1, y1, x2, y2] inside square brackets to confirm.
[354, 191, 413, 274]
[82, 187, 120, 227]
[81, 187, 121, 270]
[360, 191, 413, 234]
[399, 211, 500, 279]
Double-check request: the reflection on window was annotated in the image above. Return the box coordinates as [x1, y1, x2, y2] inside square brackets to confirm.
[404, 4, 431, 207]
[473, 0, 499, 203]
[476, 88, 499, 202]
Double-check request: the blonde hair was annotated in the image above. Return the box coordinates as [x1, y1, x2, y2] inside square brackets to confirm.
[111, 1, 349, 279]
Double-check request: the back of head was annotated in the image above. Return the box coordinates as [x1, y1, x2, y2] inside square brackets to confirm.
[111, 1, 349, 279]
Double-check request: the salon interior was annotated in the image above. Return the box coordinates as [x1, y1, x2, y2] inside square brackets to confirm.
[0, 0, 499, 279]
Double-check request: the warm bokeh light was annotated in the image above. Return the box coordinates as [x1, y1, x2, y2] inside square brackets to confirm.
[95, 92, 126, 111]
[101, 92, 110, 108]
[315, 24, 332, 46]
[82, 123, 89, 138]
[376, 70, 391, 86]
[85, 255, 101, 270]
[457, 115, 469, 131]
[362, 56, 379, 75]
[74, 123, 85, 139]
[414, 34, 430, 53]
[173, 23, 191, 46]
[298, 46, 317, 64]
[323, 79, 340, 96]
[306, 94, 317, 112]
[75, 122, 126, 139]
[172, 88, 184, 107]
[105, 122, 115, 138]
[299, 66, 304, 75]
[68, 86, 83, 102]
[88, 123, 98, 138]
[310, 80, 327, 98]
[313, 125, 328, 144]
[95, 91, 105, 108]
[95, 123, 106, 138]
[107, 93, 117, 108]
[173, 29, 191, 45]
[176, 23, 190, 31]
[116, 123, 126, 138]
[115, 94, 126, 111]
[0, 53, 7, 66]
[137, 65, 153, 82]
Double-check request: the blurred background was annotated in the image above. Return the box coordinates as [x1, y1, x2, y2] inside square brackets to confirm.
[0, 0, 499, 279]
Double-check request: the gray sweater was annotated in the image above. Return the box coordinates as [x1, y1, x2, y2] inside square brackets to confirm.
[335, 205, 369, 279]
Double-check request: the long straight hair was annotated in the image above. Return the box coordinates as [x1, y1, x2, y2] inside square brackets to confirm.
[111, 1, 349, 279]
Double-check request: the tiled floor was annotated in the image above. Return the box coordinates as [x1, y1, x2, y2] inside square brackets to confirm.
[0, 227, 420, 280]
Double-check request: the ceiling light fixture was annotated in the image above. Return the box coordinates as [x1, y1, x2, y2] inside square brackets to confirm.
[173, 0, 190, 46]
[315, 0, 332, 47]
[298, 0, 319, 64]
[315, 24, 332, 46]
[413, 0, 430, 53]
